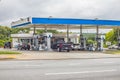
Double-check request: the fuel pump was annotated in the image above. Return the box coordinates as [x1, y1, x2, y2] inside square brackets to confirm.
[96, 37, 103, 51]
[43, 33, 52, 51]
[32, 33, 52, 51]
[38, 35, 47, 50]
[79, 25, 86, 50]
[80, 36, 86, 50]
[33, 35, 39, 50]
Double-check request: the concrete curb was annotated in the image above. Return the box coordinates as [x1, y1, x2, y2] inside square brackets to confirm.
[1, 52, 120, 60]
[0, 55, 17, 60]
[0, 58, 15, 60]
[1, 56, 120, 61]
[6, 56, 120, 61]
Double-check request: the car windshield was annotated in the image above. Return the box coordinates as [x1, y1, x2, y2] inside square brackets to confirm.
[57, 40, 65, 43]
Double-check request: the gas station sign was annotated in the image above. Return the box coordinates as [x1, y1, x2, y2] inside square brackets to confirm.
[11, 17, 31, 28]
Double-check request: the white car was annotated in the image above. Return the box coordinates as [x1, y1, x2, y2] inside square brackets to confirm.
[71, 44, 80, 50]
[108, 45, 118, 49]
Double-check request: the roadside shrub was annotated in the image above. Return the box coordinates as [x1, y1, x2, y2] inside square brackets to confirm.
[103, 44, 108, 48]
[87, 39, 94, 44]
[0, 40, 5, 47]
[0, 51, 21, 54]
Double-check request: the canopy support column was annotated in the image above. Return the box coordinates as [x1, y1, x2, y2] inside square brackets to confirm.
[67, 25, 70, 42]
[33, 26, 38, 50]
[33, 26, 36, 35]
[45, 25, 47, 33]
[79, 25, 83, 42]
[96, 25, 99, 51]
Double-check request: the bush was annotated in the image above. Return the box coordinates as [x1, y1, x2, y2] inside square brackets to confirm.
[0, 51, 21, 54]
[87, 39, 94, 44]
[0, 40, 5, 47]
[0, 43, 4, 47]
[103, 44, 108, 48]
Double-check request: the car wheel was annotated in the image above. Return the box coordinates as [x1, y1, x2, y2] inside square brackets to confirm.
[67, 49, 70, 52]
[57, 48, 61, 52]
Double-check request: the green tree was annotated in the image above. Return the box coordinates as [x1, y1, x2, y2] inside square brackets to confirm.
[37, 29, 59, 34]
[0, 26, 12, 47]
[105, 28, 120, 44]
[11, 28, 30, 34]
[87, 39, 95, 44]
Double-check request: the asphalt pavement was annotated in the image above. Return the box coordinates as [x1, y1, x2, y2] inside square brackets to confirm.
[0, 58, 120, 80]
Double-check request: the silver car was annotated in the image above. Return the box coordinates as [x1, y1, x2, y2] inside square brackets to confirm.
[108, 45, 118, 49]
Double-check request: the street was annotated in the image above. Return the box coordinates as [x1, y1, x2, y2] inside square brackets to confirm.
[0, 58, 120, 80]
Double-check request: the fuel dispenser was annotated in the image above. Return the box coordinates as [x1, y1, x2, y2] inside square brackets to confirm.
[33, 35, 39, 50]
[80, 36, 86, 50]
[43, 33, 52, 51]
[32, 33, 52, 51]
[96, 37, 103, 51]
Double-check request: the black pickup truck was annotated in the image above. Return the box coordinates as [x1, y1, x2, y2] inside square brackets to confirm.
[51, 40, 71, 52]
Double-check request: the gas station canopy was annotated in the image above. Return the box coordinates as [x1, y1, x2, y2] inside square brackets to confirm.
[11, 17, 120, 29]
[11, 17, 120, 51]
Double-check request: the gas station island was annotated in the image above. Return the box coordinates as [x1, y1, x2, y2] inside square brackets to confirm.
[11, 17, 120, 52]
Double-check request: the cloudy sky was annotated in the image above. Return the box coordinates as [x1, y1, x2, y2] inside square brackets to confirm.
[0, 0, 120, 26]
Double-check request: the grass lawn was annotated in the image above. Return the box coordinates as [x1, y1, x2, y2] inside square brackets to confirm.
[105, 50, 120, 54]
[0, 51, 21, 54]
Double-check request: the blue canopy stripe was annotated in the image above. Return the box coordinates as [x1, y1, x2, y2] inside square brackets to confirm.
[11, 17, 120, 28]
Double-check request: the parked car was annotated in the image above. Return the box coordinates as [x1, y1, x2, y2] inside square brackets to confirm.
[108, 45, 118, 49]
[4, 42, 11, 49]
[17, 43, 30, 50]
[71, 44, 80, 50]
[51, 40, 71, 52]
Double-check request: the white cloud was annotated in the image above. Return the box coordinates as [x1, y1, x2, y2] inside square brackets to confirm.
[0, 0, 120, 26]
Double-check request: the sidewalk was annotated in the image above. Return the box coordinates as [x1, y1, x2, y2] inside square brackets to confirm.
[0, 48, 120, 60]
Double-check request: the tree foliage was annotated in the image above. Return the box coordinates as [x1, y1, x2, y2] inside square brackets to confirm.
[87, 39, 95, 44]
[37, 29, 59, 34]
[0, 26, 30, 47]
[105, 28, 120, 44]
[0, 26, 11, 47]
[0, 25, 59, 47]
[11, 28, 30, 34]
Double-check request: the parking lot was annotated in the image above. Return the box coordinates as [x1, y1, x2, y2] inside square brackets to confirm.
[0, 48, 120, 60]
